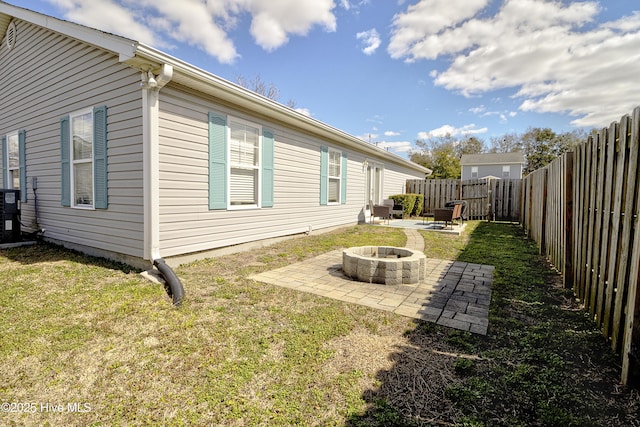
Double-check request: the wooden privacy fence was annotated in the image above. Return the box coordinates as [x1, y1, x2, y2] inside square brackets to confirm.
[407, 178, 521, 221]
[521, 107, 640, 385]
[409, 179, 459, 216]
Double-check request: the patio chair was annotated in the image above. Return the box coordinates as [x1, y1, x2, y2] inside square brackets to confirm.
[444, 200, 468, 223]
[433, 203, 463, 229]
[422, 206, 433, 224]
[370, 200, 392, 224]
[383, 198, 404, 218]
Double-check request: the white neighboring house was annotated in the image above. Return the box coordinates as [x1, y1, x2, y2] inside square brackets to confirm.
[0, 2, 430, 267]
[460, 152, 525, 180]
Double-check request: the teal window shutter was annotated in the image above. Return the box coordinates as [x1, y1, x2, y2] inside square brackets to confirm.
[60, 116, 70, 207]
[341, 152, 347, 204]
[320, 146, 328, 205]
[209, 112, 227, 210]
[93, 106, 108, 209]
[262, 129, 274, 208]
[18, 130, 26, 203]
[0, 136, 5, 189]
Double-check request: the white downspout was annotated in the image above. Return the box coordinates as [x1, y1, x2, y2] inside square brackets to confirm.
[142, 64, 173, 262]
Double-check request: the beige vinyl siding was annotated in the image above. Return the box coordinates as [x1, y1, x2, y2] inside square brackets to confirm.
[0, 20, 144, 257]
[157, 85, 422, 257]
[382, 166, 417, 198]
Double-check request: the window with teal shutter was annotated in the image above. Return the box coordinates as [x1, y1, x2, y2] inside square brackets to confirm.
[320, 146, 328, 205]
[60, 116, 70, 207]
[18, 131, 26, 203]
[209, 113, 274, 210]
[0, 136, 5, 189]
[262, 129, 274, 207]
[60, 105, 107, 209]
[209, 112, 228, 210]
[341, 152, 347, 204]
[93, 106, 108, 209]
[322, 147, 343, 205]
[1, 131, 26, 202]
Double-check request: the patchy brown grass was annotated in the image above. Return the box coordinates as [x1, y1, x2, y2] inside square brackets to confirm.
[1, 223, 638, 426]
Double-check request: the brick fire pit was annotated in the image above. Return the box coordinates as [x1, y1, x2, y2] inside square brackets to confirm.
[342, 246, 426, 285]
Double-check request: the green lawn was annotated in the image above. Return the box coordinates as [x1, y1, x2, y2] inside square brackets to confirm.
[0, 223, 637, 426]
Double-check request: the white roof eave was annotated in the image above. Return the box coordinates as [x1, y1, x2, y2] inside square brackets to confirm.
[0, 2, 137, 61]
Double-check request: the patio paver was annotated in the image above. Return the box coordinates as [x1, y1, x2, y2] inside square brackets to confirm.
[250, 228, 493, 335]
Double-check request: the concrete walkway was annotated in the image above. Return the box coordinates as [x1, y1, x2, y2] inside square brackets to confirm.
[250, 228, 493, 335]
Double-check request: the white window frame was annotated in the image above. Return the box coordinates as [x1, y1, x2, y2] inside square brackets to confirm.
[227, 116, 262, 210]
[365, 160, 384, 209]
[327, 148, 342, 205]
[471, 166, 478, 179]
[502, 165, 510, 178]
[4, 131, 19, 190]
[69, 108, 95, 209]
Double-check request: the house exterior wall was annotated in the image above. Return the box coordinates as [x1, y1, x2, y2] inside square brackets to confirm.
[0, 19, 145, 259]
[461, 163, 524, 180]
[0, 11, 427, 265]
[156, 85, 424, 257]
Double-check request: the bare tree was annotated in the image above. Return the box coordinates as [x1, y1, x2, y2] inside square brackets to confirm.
[489, 132, 522, 153]
[236, 74, 280, 101]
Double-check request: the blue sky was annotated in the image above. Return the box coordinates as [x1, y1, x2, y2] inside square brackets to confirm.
[13, 0, 640, 158]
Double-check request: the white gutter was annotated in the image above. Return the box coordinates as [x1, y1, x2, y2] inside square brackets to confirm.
[142, 64, 173, 261]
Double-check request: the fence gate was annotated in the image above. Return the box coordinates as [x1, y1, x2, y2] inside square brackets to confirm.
[461, 179, 490, 220]
[407, 178, 522, 221]
[491, 179, 522, 222]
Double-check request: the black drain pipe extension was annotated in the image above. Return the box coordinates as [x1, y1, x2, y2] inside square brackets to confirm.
[153, 258, 185, 306]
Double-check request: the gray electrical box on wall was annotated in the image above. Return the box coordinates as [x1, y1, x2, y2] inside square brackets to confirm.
[0, 189, 20, 243]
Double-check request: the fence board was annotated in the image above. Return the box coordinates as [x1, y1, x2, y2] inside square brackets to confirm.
[584, 137, 597, 309]
[590, 131, 606, 316]
[623, 107, 640, 381]
[613, 115, 636, 351]
[572, 143, 584, 297]
[564, 152, 574, 289]
[573, 144, 589, 300]
[604, 121, 625, 339]
[596, 123, 616, 326]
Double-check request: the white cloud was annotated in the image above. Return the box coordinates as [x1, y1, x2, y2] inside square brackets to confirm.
[469, 105, 486, 115]
[356, 28, 381, 55]
[389, 0, 640, 127]
[248, 0, 337, 51]
[384, 130, 401, 136]
[418, 124, 487, 139]
[48, 0, 160, 46]
[341, 0, 371, 12]
[469, 105, 517, 122]
[358, 133, 378, 143]
[295, 107, 312, 117]
[375, 140, 413, 153]
[388, 0, 491, 61]
[46, 0, 337, 63]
